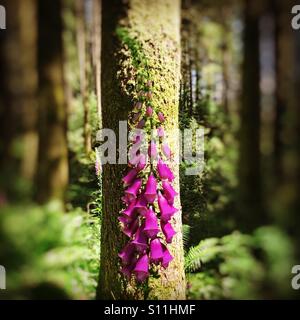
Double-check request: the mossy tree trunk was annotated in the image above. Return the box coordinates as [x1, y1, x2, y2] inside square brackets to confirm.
[98, 0, 185, 300]
[35, 0, 68, 203]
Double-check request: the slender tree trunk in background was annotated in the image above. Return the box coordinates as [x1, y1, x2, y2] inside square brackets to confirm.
[273, 0, 293, 186]
[188, 38, 194, 117]
[0, 0, 38, 199]
[291, 27, 300, 259]
[76, 0, 91, 154]
[272, 0, 300, 259]
[36, 0, 68, 203]
[238, 0, 264, 231]
[98, 0, 185, 300]
[220, 22, 230, 115]
[92, 0, 102, 126]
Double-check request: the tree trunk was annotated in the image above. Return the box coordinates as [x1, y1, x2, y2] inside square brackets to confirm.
[35, 0, 68, 203]
[76, 0, 92, 154]
[92, 0, 102, 126]
[238, 0, 264, 231]
[0, 0, 38, 199]
[273, 0, 300, 259]
[98, 0, 185, 300]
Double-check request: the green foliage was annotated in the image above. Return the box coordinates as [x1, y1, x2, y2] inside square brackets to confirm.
[185, 226, 295, 299]
[0, 202, 100, 299]
[180, 95, 238, 245]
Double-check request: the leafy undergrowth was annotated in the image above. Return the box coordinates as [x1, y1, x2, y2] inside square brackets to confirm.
[185, 226, 296, 299]
[0, 202, 100, 300]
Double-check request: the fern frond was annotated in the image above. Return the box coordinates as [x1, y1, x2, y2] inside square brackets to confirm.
[185, 238, 220, 272]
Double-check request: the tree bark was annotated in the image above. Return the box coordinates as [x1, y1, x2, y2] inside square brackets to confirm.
[92, 0, 102, 126]
[35, 0, 68, 203]
[238, 0, 264, 231]
[98, 0, 185, 300]
[0, 0, 38, 199]
[76, 0, 92, 154]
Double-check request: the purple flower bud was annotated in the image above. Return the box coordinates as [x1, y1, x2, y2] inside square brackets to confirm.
[161, 245, 173, 269]
[129, 153, 141, 166]
[95, 159, 101, 176]
[162, 181, 178, 205]
[133, 254, 149, 282]
[122, 217, 139, 238]
[157, 159, 175, 181]
[121, 200, 138, 221]
[144, 173, 157, 203]
[148, 141, 157, 159]
[121, 257, 137, 278]
[146, 91, 152, 99]
[158, 112, 165, 122]
[125, 178, 142, 201]
[158, 193, 178, 222]
[137, 119, 146, 129]
[122, 168, 138, 187]
[135, 195, 148, 216]
[132, 224, 148, 253]
[162, 143, 171, 159]
[143, 208, 160, 238]
[146, 106, 153, 117]
[132, 112, 141, 122]
[161, 221, 176, 243]
[118, 243, 136, 265]
[157, 126, 165, 138]
[137, 154, 147, 171]
[121, 196, 131, 205]
[134, 101, 143, 110]
[146, 80, 152, 88]
[150, 239, 164, 264]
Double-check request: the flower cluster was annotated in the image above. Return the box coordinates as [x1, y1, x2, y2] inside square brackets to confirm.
[118, 81, 178, 282]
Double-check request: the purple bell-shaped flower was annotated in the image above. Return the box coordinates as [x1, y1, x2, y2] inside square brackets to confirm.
[162, 181, 178, 205]
[146, 106, 153, 117]
[143, 208, 160, 238]
[135, 195, 148, 216]
[125, 178, 142, 201]
[161, 245, 173, 269]
[122, 218, 139, 238]
[118, 243, 136, 265]
[144, 173, 157, 203]
[148, 141, 157, 159]
[157, 159, 175, 181]
[157, 126, 164, 138]
[137, 119, 146, 129]
[129, 153, 141, 166]
[122, 168, 138, 187]
[121, 257, 137, 278]
[121, 200, 137, 221]
[137, 153, 147, 171]
[133, 254, 149, 282]
[158, 112, 165, 123]
[158, 193, 178, 222]
[132, 224, 148, 252]
[162, 143, 171, 159]
[161, 221, 176, 243]
[150, 238, 164, 264]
